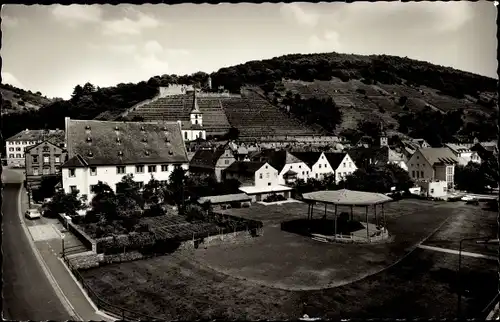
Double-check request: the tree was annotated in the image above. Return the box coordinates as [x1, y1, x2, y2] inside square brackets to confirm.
[115, 174, 144, 226]
[342, 164, 413, 193]
[90, 181, 118, 222]
[225, 127, 240, 140]
[166, 166, 188, 214]
[143, 175, 166, 216]
[201, 201, 213, 216]
[46, 189, 87, 218]
[455, 161, 497, 193]
[71, 85, 84, 103]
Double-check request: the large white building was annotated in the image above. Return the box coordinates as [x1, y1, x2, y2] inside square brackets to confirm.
[444, 143, 481, 166]
[5, 129, 65, 167]
[61, 117, 189, 201]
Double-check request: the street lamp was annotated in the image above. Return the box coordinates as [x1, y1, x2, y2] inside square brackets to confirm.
[457, 236, 497, 318]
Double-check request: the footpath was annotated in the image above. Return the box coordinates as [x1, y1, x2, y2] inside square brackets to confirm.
[19, 187, 115, 322]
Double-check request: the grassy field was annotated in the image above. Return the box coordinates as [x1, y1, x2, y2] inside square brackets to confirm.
[79, 199, 498, 319]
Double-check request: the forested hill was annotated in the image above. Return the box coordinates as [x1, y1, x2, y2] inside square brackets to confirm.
[1, 83, 56, 115]
[2, 52, 497, 145]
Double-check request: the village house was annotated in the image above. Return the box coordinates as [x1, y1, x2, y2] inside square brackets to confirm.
[398, 138, 431, 161]
[25, 140, 68, 188]
[222, 161, 292, 201]
[292, 151, 358, 184]
[348, 146, 408, 171]
[5, 129, 65, 167]
[250, 149, 311, 185]
[444, 143, 481, 166]
[61, 117, 189, 200]
[189, 145, 236, 182]
[407, 147, 458, 197]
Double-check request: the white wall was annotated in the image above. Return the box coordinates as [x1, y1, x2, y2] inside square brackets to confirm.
[418, 180, 447, 198]
[278, 162, 311, 185]
[254, 163, 279, 188]
[311, 152, 333, 180]
[62, 163, 189, 201]
[333, 154, 357, 183]
[389, 160, 408, 172]
[457, 151, 481, 166]
[182, 129, 206, 141]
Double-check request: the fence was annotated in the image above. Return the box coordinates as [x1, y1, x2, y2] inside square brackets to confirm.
[67, 221, 95, 252]
[62, 253, 162, 321]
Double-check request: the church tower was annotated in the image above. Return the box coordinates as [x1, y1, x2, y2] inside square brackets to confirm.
[190, 89, 203, 126]
[379, 122, 388, 147]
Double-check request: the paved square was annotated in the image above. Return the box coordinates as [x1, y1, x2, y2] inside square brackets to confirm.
[28, 224, 61, 241]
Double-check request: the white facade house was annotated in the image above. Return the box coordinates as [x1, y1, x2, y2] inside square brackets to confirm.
[61, 117, 189, 201]
[416, 180, 448, 198]
[222, 161, 292, 202]
[445, 143, 481, 166]
[250, 150, 311, 185]
[5, 129, 65, 167]
[179, 90, 206, 142]
[407, 147, 458, 192]
[294, 152, 357, 184]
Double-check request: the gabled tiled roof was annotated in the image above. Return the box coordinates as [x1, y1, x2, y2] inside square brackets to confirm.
[223, 161, 267, 175]
[62, 154, 88, 168]
[65, 118, 188, 166]
[189, 148, 227, 169]
[419, 148, 458, 166]
[6, 129, 64, 145]
[324, 152, 347, 170]
[250, 149, 303, 171]
[283, 169, 298, 176]
[445, 143, 471, 155]
[291, 152, 322, 168]
[25, 140, 66, 153]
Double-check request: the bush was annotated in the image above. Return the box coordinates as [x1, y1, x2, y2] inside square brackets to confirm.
[263, 193, 286, 202]
[378, 106, 386, 113]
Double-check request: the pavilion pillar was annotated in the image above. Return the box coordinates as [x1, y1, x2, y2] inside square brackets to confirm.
[366, 205, 370, 241]
[334, 205, 338, 239]
[382, 203, 386, 232]
[350, 205, 353, 221]
[374, 204, 378, 227]
[311, 203, 314, 220]
[307, 203, 311, 220]
[324, 204, 327, 220]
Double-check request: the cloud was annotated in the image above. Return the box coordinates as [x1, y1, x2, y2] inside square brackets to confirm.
[280, 3, 319, 28]
[102, 7, 162, 36]
[1, 15, 19, 28]
[51, 5, 103, 26]
[308, 30, 342, 53]
[2, 71, 26, 89]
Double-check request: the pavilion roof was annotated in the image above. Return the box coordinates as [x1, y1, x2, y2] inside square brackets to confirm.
[302, 189, 393, 206]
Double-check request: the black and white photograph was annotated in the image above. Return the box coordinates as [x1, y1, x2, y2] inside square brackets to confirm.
[1, 2, 499, 320]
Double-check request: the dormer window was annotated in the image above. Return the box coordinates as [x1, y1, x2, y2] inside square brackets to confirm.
[86, 137, 92, 143]
[168, 150, 173, 155]
[116, 137, 121, 143]
[145, 151, 150, 156]
[165, 137, 170, 143]
[118, 151, 123, 157]
[114, 126, 119, 131]
[87, 151, 93, 157]
[142, 137, 148, 143]
[140, 126, 145, 131]
[85, 125, 91, 130]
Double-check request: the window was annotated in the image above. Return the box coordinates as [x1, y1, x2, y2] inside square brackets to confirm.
[137, 181, 144, 189]
[343, 162, 346, 168]
[55, 155, 60, 163]
[33, 169, 39, 176]
[307, 171, 309, 175]
[266, 173, 270, 178]
[69, 168, 76, 177]
[70, 186, 77, 193]
[136, 165, 145, 173]
[148, 165, 157, 173]
[315, 173, 318, 178]
[225, 159, 229, 164]
[43, 146, 49, 152]
[259, 173, 263, 179]
[8, 147, 13, 151]
[416, 156, 419, 159]
[16, 154, 21, 158]
[302, 171, 304, 175]
[349, 162, 352, 167]
[412, 170, 415, 178]
[268, 182, 271, 186]
[9, 154, 14, 158]
[42, 168, 49, 175]
[416, 171, 420, 178]
[443, 187, 447, 192]
[430, 188, 434, 193]
[299, 165, 301, 169]
[161, 165, 168, 172]
[319, 164, 322, 169]
[33, 155, 39, 163]
[290, 165, 293, 169]
[420, 171, 423, 177]
[446, 167, 453, 175]
[43, 155, 50, 163]
[116, 166, 126, 174]
[265, 165, 268, 169]
[184, 132, 188, 140]
[90, 167, 97, 176]
[16, 147, 21, 151]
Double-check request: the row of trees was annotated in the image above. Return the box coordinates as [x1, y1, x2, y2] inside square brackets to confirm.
[455, 158, 499, 193]
[294, 163, 414, 197]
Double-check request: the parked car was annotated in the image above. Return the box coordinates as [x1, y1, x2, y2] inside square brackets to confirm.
[461, 195, 476, 202]
[25, 208, 41, 220]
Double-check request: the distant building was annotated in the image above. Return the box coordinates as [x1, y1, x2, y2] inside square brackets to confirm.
[189, 146, 236, 182]
[5, 129, 65, 167]
[179, 90, 206, 142]
[222, 161, 292, 201]
[61, 117, 189, 200]
[348, 146, 407, 171]
[407, 147, 458, 193]
[25, 140, 67, 178]
[444, 143, 481, 166]
[250, 149, 311, 185]
[293, 151, 357, 183]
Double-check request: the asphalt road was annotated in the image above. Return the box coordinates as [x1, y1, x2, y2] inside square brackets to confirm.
[2, 181, 72, 321]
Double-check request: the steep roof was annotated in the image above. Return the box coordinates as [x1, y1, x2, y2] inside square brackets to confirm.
[250, 149, 303, 171]
[6, 129, 64, 145]
[291, 152, 322, 168]
[189, 148, 227, 169]
[223, 161, 267, 175]
[445, 143, 471, 154]
[65, 118, 188, 166]
[62, 155, 88, 168]
[25, 139, 66, 153]
[324, 152, 348, 170]
[419, 147, 458, 166]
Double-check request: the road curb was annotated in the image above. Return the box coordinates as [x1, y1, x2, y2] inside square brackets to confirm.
[15, 185, 82, 321]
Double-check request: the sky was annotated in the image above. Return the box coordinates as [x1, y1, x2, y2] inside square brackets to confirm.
[1, 2, 498, 99]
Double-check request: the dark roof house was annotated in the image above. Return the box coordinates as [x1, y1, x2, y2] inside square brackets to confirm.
[250, 149, 302, 171]
[189, 147, 227, 170]
[324, 152, 348, 170]
[223, 161, 268, 176]
[419, 148, 458, 166]
[62, 117, 188, 167]
[291, 151, 322, 168]
[7, 129, 65, 146]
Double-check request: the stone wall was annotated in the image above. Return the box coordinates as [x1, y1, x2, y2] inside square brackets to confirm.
[68, 221, 96, 252]
[66, 251, 102, 270]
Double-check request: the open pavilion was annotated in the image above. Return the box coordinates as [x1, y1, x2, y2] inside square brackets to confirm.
[302, 189, 393, 242]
